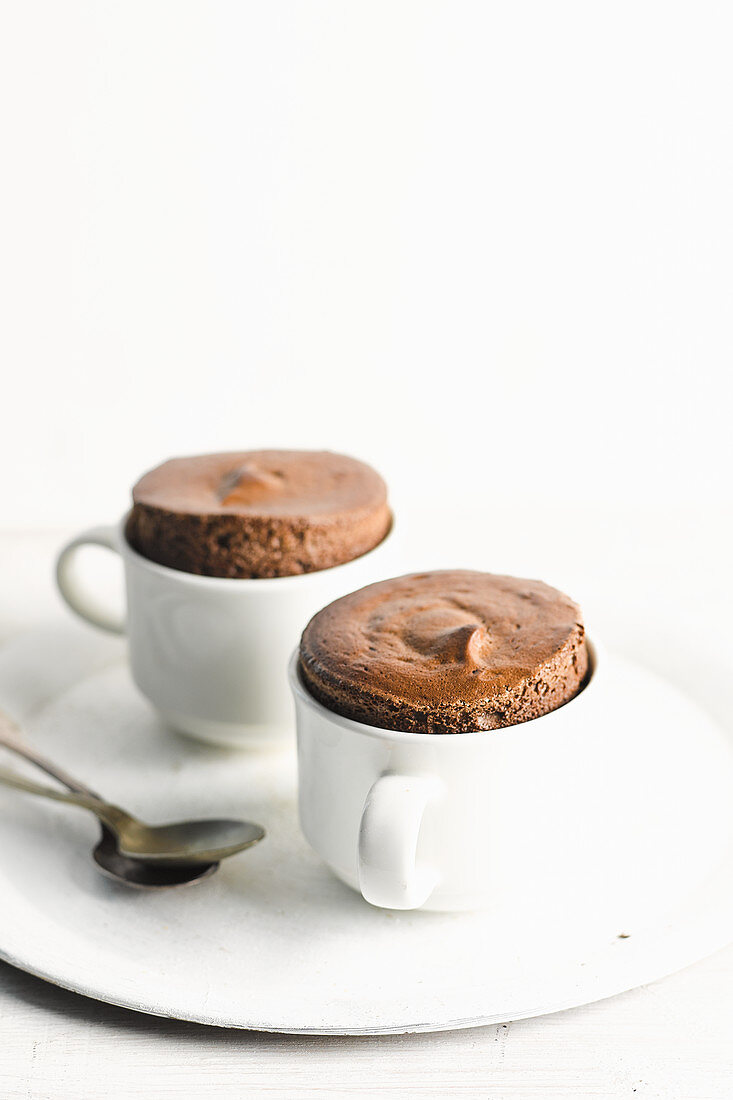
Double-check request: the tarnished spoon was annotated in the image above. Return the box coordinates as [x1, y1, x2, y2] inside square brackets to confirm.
[0, 724, 216, 887]
[0, 766, 265, 862]
[0, 723, 262, 887]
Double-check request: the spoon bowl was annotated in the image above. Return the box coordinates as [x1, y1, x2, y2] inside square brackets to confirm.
[93, 828, 219, 889]
[111, 813, 265, 863]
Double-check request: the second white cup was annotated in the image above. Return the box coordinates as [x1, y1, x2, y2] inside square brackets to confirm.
[56, 517, 395, 748]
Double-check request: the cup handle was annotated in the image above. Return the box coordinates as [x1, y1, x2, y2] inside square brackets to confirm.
[55, 526, 125, 635]
[358, 773, 441, 910]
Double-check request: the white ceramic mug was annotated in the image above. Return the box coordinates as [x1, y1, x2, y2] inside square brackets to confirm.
[290, 643, 630, 912]
[56, 518, 394, 748]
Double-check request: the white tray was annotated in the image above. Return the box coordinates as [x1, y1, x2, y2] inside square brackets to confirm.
[0, 623, 732, 1035]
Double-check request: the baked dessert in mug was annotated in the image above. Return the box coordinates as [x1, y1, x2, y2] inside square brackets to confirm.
[299, 570, 588, 734]
[126, 450, 391, 579]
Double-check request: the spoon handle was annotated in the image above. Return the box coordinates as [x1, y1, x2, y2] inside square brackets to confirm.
[0, 764, 127, 832]
[0, 713, 101, 798]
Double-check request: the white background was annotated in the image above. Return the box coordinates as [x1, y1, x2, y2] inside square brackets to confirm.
[2, 1, 732, 527]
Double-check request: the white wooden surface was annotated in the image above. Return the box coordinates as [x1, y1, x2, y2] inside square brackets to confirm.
[1, 953, 733, 1100]
[1, 515, 732, 1099]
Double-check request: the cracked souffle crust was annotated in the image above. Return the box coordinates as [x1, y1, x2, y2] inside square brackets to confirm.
[126, 450, 391, 578]
[298, 570, 588, 733]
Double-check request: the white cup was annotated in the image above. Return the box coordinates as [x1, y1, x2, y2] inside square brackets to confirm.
[291, 643, 621, 912]
[56, 518, 394, 748]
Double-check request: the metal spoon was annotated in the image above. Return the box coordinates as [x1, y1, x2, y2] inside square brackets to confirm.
[0, 724, 263, 887]
[0, 724, 216, 888]
[0, 766, 265, 862]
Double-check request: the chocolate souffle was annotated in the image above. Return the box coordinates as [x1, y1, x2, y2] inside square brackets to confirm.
[299, 570, 588, 734]
[126, 450, 391, 578]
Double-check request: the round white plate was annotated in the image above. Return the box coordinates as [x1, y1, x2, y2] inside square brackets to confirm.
[0, 623, 732, 1035]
